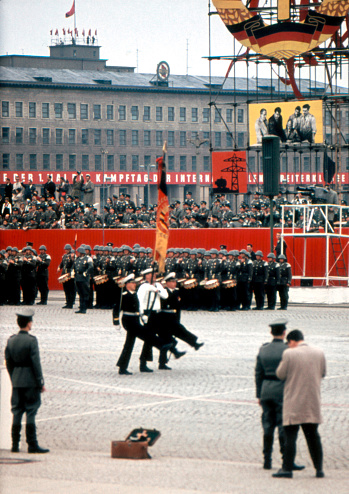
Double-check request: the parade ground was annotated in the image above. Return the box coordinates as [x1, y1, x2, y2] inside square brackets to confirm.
[1, 293, 348, 494]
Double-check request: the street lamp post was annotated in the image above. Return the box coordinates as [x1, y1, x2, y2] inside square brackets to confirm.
[187, 136, 208, 204]
[140, 163, 156, 207]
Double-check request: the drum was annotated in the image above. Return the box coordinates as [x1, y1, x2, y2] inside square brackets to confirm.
[58, 273, 71, 283]
[94, 274, 108, 285]
[205, 279, 220, 289]
[183, 279, 198, 289]
[199, 280, 207, 287]
[222, 280, 237, 288]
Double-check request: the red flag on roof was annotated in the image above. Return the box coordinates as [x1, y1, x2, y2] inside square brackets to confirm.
[65, 1, 75, 18]
[88, 29, 91, 36]
[95, 29, 97, 35]
[50, 29, 53, 35]
[55, 29, 59, 36]
[82, 29, 85, 36]
[63, 28, 66, 35]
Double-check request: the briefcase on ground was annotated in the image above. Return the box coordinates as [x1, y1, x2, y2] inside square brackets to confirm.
[111, 428, 161, 460]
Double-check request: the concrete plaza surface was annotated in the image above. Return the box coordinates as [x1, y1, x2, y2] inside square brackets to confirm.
[1, 292, 348, 493]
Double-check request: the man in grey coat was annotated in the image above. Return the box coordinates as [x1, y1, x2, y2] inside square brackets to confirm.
[5, 309, 49, 453]
[255, 319, 304, 470]
[273, 329, 326, 478]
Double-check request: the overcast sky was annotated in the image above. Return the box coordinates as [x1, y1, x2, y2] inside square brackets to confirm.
[0, 0, 347, 86]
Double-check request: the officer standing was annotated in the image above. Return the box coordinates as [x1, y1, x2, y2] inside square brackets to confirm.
[36, 245, 51, 305]
[74, 246, 93, 314]
[277, 255, 292, 310]
[0, 249, 8, 305]
[5, 309, 49, 453]
[255, 319, 304, 471]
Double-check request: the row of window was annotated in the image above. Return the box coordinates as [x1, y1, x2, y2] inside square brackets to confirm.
[4, 152, 349, 173]
[1, 101, 245, 124]
[1, 153, 211, 172]
[1, 127, 245, 147]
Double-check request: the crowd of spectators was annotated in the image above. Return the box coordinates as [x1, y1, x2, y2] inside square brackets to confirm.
[1, 175, 348, 230]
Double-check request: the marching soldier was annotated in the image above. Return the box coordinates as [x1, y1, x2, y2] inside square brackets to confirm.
[277, 255, 292, 310]
[5, 309, 49, 454]
[58, 244, 76, 309]
[265, 253, 280, 310]
[160, 272, 204, 362]
[252, 251, 268, 310]
[116, 274, 177, 375]
[36, 245, 51, 305]
[73, 246, 93, 314]
[220, 250, 238, 311]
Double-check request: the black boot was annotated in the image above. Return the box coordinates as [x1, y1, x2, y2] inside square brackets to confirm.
[26, 424, 50, 454]
[140, 361, 153, 373]
[11, 424, 21, 453]
[171, 348, 186, 360]
[263, 435, 273, 469]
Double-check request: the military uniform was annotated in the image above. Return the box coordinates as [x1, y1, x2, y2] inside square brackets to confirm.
[74, 250, 93, 313]
[116, 283, 167, 374]
[265, 259, 280, 310]
[36, 248, 51, 305]
[237, 256, 253, 310]
[255, 331, 287, 468]
[0, 253, 8, 305]
[7, 250, 22, 305]
[204, 256, 221, 311]
[5, 309, 49, 453]
[252, 258, 268, 310]
[277, 260, 292, 310]
[59, 250, 76, 308]
[21, 249, 37, 305]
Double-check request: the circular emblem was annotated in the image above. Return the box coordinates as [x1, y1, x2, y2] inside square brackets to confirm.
[157, 61, 170, 82]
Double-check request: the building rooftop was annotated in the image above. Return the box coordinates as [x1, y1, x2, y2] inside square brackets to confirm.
[1, 65, 346, 98]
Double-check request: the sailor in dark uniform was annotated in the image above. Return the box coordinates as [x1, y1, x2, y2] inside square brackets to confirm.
[159, 272, 204, 367]
[5, 309, 49, 454]
[116, 274, 176, 375]
[255, 319, 304, 471]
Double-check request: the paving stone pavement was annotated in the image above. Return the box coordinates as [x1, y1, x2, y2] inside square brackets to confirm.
[0, 292, 348, 493]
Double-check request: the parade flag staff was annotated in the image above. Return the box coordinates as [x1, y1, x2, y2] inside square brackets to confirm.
[154, 142, 169, 274]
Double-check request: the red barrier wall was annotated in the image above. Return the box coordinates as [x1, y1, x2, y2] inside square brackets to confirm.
[1, 229, 348, 290]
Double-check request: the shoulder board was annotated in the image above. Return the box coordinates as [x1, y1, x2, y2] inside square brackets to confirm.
[262, 342, 269, 346]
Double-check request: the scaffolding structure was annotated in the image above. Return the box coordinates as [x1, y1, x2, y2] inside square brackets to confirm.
[207, 1, 349, 202]
[280, 203, 349, 286]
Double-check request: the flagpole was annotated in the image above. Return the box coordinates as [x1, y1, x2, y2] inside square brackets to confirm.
[74, 0, 77, 43]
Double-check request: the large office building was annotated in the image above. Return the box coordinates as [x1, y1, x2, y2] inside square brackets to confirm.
[1, 40, 348, 207]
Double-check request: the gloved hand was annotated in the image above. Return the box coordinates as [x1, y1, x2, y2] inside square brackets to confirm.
[140, 315, 148, 326]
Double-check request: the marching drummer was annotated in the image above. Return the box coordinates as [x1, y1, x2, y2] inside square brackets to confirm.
[58, 244, 76, 309]
[204, 249, 222, 312]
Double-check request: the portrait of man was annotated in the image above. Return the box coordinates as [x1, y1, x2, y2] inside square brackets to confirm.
[268, 107, 286, 142]
[255, 108, 268, 144]
[299, 104, 317, 143]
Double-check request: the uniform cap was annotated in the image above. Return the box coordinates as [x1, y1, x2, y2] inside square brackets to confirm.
[39, 245, 47, 251]
[124, 274, 136, 284]
[141, 268, 153, 276]
[163, 272, 176, 282]
[267, 253, 276, 259]
[16, 308, 35, 319]
[269, 318, 288, 329]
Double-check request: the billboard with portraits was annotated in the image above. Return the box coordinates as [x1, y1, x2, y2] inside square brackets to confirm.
[249, 100, 323, 146]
